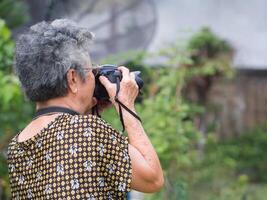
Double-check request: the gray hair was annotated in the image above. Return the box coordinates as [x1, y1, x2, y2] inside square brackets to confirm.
[15, 19, 95, 102]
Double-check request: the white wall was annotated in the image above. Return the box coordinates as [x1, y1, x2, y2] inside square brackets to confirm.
[149, 0, 267, 68]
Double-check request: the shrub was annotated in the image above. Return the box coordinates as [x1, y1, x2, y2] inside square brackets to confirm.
[0, 19, 14, 73]
[219, 125, 267, 183]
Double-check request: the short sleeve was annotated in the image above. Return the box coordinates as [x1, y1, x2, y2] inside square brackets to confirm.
[96, 117, 132, 197]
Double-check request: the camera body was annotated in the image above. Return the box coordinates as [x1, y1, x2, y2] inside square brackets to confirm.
[93, 64, 144, 101]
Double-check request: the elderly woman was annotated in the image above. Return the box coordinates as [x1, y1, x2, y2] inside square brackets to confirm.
[7, 19, 164, 199]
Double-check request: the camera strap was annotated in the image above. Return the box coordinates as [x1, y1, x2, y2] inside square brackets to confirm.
[114, 77, 142, 132]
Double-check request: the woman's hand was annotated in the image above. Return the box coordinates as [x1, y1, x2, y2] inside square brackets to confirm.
[99, 66, 139, 110]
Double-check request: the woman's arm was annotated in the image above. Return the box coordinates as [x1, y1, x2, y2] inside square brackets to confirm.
[125, 110, 164, 192]
[99, 66, 164, 192]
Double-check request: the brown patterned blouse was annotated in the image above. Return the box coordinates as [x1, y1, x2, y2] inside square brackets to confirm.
[7, 114, 132, 200]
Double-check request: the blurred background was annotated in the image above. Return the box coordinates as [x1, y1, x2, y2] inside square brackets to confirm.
[1, 0, 267, 199]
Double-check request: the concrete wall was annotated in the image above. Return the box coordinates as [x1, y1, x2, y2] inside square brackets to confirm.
[150, 0, 267, 69]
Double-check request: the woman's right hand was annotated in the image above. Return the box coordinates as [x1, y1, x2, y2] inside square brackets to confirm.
[99, 66, 139, 110]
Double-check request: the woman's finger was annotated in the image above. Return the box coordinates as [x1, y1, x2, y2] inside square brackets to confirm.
[118, 66, 131, 81]
[130, 72, 139, 89]
[99, 76, 116, 90]
[130, 72, 136, 80]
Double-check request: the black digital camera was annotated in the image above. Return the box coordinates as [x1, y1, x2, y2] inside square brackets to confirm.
[93, 64, 144, 101]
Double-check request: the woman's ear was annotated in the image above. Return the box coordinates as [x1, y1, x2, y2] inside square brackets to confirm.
[92, 97, 97, 107]
[66, 69, 78, 94]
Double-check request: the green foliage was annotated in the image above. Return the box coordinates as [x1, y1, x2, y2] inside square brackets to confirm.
[0, 0, 29, 29]
[0, 19, 33, 199]
[0, 71, 34, 139]
[187, 124, 267, 200]
[187, 27, 232, 58]
[0, 19, 14, 73]
[186, 27, 235, 79]
[0, 20, 34, 144]
[218, 126, 267, 183]
[138, 69, 202, 200]
[186, 132, 249, 200]
[186, 126, 267, 200]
